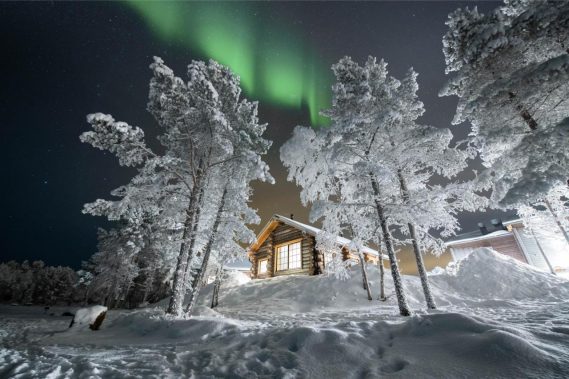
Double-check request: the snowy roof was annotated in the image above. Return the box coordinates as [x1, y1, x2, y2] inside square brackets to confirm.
[250, 214, 386, 258]
[445, 219, 523, 246]
[224, 262, 251, 271]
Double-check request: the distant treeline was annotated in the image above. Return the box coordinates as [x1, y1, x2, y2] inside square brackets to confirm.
[0, 260, 171, 308]
[0, 260, 86, 305]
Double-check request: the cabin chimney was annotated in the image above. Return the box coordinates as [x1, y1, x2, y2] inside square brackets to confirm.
[478, 222, 488, 235]
[491, 218, 506, 231]
[290, 213, 294, 220]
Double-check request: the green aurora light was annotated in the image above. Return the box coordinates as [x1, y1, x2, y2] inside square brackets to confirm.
[124, 1, 331, 125]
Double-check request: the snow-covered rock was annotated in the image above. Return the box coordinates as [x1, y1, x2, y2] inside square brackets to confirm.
[69, 305, 107, 330]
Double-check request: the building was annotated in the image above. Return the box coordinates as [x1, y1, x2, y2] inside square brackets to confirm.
[445, 219, 557, 274]
[248, 214, 383, 279]
[247, 215, 567, 279]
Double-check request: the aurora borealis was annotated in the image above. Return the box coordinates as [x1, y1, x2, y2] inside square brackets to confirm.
[1, 0, 516, 268]
[125, 1, 331, 125]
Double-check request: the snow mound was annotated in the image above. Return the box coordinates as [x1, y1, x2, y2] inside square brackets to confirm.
[222, 269, 251, 287]
[432, 248, 569, 301]
[198, 271, 396, 313]
[194, 248, 569, 314]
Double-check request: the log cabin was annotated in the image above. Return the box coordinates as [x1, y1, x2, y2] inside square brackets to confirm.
[248, 214, 384, 279]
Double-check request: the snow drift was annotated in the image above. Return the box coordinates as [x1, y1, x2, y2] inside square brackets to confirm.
[40, 306, 568, 378]
[431, 247, 569, 301]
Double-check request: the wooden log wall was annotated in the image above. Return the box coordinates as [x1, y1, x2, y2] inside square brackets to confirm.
[311, 236, 324, 275]
[250, 221, 379, 279]
[250, 255, 258, 278]
[251, 222, 316, 278]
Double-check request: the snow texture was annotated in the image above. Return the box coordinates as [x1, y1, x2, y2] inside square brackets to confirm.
[1, 248, 569, 378]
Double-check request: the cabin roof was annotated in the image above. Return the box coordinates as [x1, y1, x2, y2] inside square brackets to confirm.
[249, 214, 385, 258]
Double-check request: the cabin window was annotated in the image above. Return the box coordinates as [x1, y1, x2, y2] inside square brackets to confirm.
[277, 241, 301, 271]
[258, 259, 268, 274]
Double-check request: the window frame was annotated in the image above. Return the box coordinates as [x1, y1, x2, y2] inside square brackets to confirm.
[275, 239, 303, 272]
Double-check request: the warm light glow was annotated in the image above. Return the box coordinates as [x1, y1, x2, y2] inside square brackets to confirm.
[258, 259, 268, 274]
[277, 242, 301, 271]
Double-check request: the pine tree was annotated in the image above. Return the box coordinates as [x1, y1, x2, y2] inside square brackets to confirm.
[441, 1, 569, 207]
[518, 184, 569, 247]
[80, 57, 272, 317]
[283, 56, 477, 314]
[87, 227, 141, 308]
[282, 57, 414, 315]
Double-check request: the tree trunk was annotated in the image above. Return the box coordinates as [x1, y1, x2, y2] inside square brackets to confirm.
[182, 185, 206, 285]
[530, 230, 556, 275]
[508, 91, 538, 130]
[408, 223, 437, 309]
[377, 236, 386, 301]
[544, 199, 569, 247]
[347, 224, 372, 300]
[166, 166, 205, 316]
[141, 269, 153, 305]
[83, 285, 90, 306]
[397, 170, 436, 310]
[370, 174, 412, 316]
[185, 187, 227, 315]
[358, 253, 373, 300]
[211, 266, 222, 308]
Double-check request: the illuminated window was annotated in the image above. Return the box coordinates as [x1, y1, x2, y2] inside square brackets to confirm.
[277, 241, 302, 271]
[258, 259, 268, 274]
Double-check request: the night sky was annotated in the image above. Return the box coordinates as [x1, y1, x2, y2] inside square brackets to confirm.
[1, 1, 513, 268]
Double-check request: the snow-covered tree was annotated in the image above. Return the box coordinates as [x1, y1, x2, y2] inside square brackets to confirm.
[282, 56, 477, 314]
[81, 57, 272, 317]
[184, 116, 274, 315]
[86, 227, 141, 308]
[518, 184, 569, 247]
[0, 261, 81, 305]
[441, 1, 569, 207]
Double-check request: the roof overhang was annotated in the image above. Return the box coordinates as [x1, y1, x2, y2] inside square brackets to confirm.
[445, 218, 524, 247]
[445, 230, 512, 247]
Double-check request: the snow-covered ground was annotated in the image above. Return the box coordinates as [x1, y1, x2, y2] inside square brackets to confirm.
[2, 248, 569, 378]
